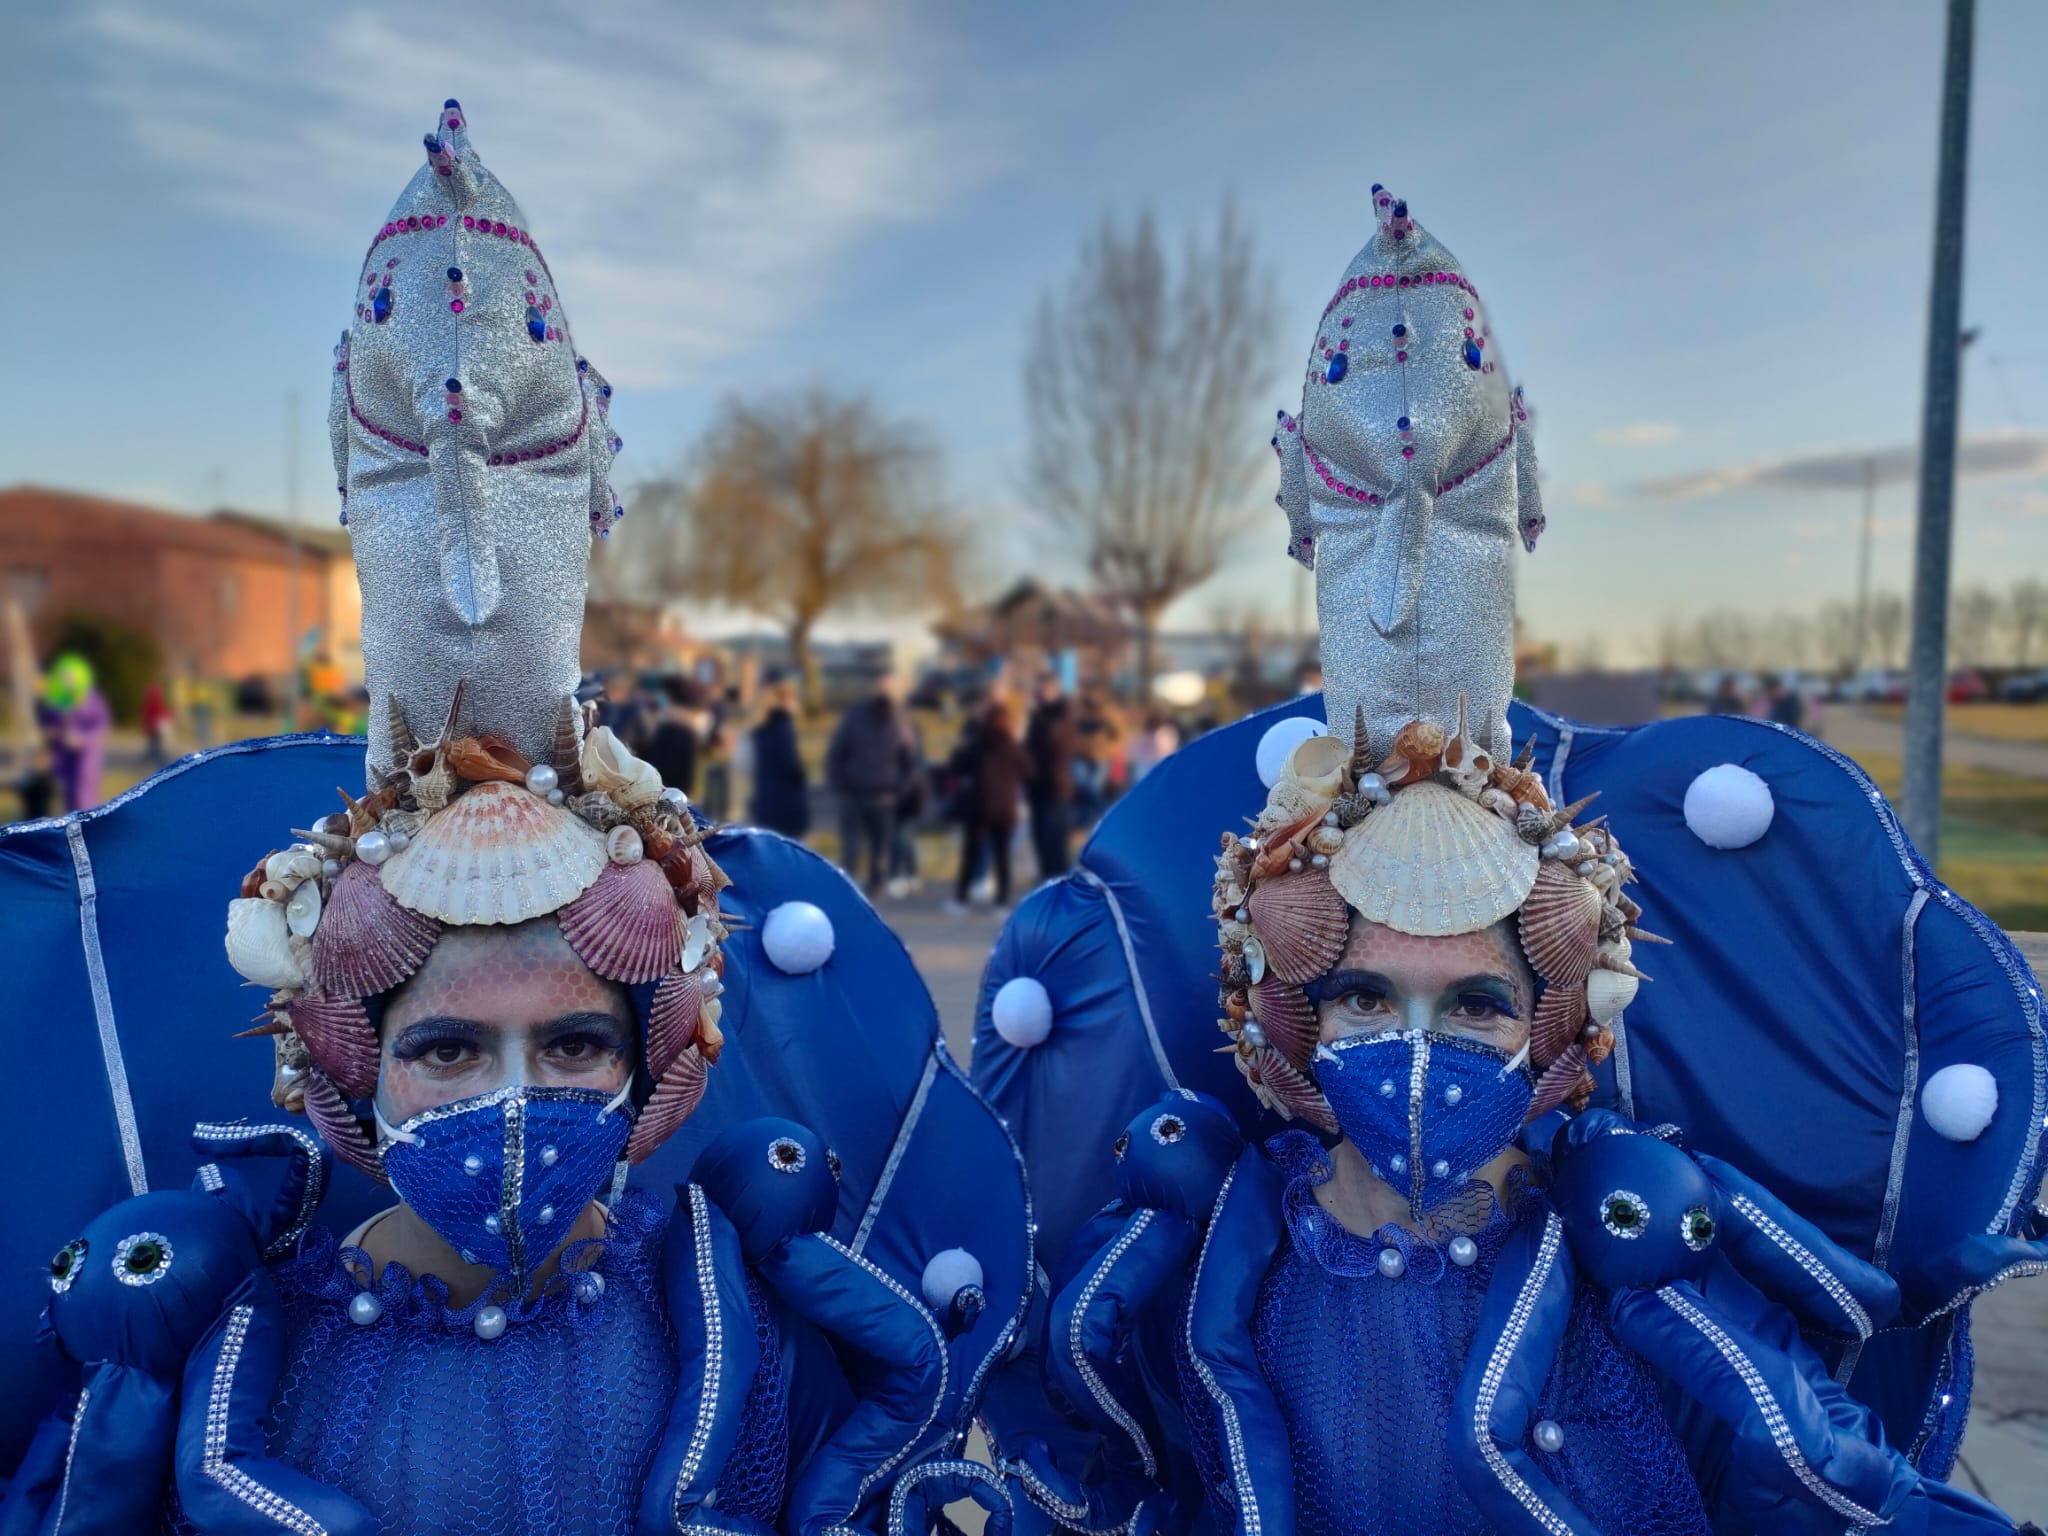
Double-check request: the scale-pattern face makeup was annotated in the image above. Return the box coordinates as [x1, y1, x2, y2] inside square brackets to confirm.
[1312, 918, 1535, 1046]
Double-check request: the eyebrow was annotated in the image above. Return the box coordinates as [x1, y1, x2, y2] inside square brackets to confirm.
[391, 1009, 633, 1040]
[1303, 969, 1521, 1013]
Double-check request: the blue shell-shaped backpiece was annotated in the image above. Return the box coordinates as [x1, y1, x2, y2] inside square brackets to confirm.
[0, 735, 1028, 1474]
[970, 694, 2045, 1463]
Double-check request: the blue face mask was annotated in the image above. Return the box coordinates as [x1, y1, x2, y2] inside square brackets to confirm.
[377, 1083, 634, 1287]
[1315, 1029, 1534, 1218]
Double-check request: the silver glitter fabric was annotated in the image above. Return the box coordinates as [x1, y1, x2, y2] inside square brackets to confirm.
[328, 101, 622, 779]
[1273, 189, 1546, 764]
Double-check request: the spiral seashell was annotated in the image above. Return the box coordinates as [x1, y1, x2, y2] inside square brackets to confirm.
[303, 1068, 388, 1184]
[646, 969, 704, 1080]
[626, 1047, 708, 1164]
[1584, 1023, 1615, 1067]
[1242, 1045, 1338, 1134]
[1378, 719, 1447, 789]
[696, 995, 725, 1064]
[552, 695, 586, 796]
[1306, 825, 1345, 857]
[387, 695, 419, 765]
[1517, 862, 1604, 987]
[581, 725, 666, 809]
[311, 861, 441, 1000]
[379, 780, 607, 925]
[288, 993, 380, 1099]
[1526, 1042, 1589, 1121]
[1328, 780, 1539, 937]
[1586, 967, 1640, 1024]
[444, 734, 533, 785]
[1531, 982, 1588, 1065]
[558, 858, 684, 983]
[1251, 811, 1325, 879]
[1247, 868, 1350, 984]
[1249, 976, 1319, 1067]
[226, 897, 305, 989]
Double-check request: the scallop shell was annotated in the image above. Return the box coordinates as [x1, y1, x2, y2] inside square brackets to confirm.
[1531, 982, 1588, 1064]
[1585, 967, 1639, 1024]
[626, 1047, 708, 1164]
[1243, 1046, 1338, 1134]
[1527, 1042, 1589, 1121]
[558, 859, 684, 983]
[378, 780, 607, 925]
[1327, 780, 1539, 937]
[1517, 863, 1603, 987]
[226, 897, 306, 989]
[647, 969, 704, 1080]
[303, 1068, 388, 1184]
[311, 861, 441, 998]
[1248, 976, 1318, 1067]
[1247, 869, 1350, 984]
[288, 993, 380, 1099]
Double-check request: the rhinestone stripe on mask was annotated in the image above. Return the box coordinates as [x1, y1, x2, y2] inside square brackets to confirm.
[1653, 1284, 1885, 1527]
[1069, 1209, 1160, 1480]
[205, 1305, 331, 1536]
[1728, 1193, 1872, 1341]
[1469, 1211, 1576, 1536]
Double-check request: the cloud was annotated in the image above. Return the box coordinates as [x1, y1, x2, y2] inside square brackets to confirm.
[1995, 492, 2048, 517]
[1565, 482, 1619, 509]
[1788, 513, 1911, 540]
[76, 1, 991, 388]
[1595, 422, 1679, 446]
[1635, 431, 2048, 502]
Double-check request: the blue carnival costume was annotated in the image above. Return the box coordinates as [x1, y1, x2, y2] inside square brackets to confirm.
[966, 190, 2044, 1535]
[0, 103, 1027, 1536]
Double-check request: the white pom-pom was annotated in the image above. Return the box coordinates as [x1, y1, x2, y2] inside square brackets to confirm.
[1683, 763, 1775, 849]
[1256, 716, 1329, 789]
[1922, 1064, 1999, 1143]
[762, 901, 835, 975]
[920, 1247, 984, 1311]
[992, 976, 1054, 1049]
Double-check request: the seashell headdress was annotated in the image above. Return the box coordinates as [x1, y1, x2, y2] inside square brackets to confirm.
[1215, 187, 1660, 1127]
[224, 103, 725, 1180]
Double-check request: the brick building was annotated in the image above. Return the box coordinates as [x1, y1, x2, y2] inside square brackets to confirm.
[0, 487, 360, 688]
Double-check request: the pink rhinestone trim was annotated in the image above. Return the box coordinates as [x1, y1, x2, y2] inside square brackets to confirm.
[343, 367, 428, 458]
[486, 395, 589, 466]
[1320, 269, 1476, 322]
[1301, 416, 1518, 503]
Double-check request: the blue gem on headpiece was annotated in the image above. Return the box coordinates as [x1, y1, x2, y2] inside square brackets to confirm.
[445, 98, 461, 109]
[1326, 353, 1348, 384]
[1391, 324, 1407, 339]
[526, 305, 547, 343]
[371, 286, 393, 323]
[1464, 344, 1483, 370]
[577, 358, 589, 372]
[445, 378, 461, 393]
[424, 134, 441, 154]
[1397, 416, 1411, 431]
[600, 384, 612, 399]
[447, 267, 463, 282]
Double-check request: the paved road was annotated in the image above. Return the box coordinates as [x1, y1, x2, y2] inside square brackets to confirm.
[1825, 706, 2048, 781]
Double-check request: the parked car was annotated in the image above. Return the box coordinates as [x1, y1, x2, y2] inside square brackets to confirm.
[1998, 669, 2048, 702]
[1947, 670, 1990, 704]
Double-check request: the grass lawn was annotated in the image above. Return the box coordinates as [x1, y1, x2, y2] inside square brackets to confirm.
[1841, 750, 2048, 931]
[1869, 702, 2048, 744]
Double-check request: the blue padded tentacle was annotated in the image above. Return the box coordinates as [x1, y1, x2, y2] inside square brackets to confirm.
[1692, 1150, 1902, 1340]
[637, 1185, 765, 1536]
[189, 1122, 330, 1262]
[887, 1459, 1015, 1536]
[1895, 1229, 2048, 1327]
[0, 1368, 175, 1535]
[1607, 1275, 1916, 1531]
[0, 1410, 72, 1535]
[999, 1440, 1173, 1536]
[755, 1232, 949, 1536]
[1181, 1146, 1293, 1535]
[172, 1270, 373, 1536]
[1448, 1209, 1600, 1536]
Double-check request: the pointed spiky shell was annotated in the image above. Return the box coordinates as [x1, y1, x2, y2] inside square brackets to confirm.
[1328, 780, 1539, 937]
[379, 780, 607, 925]
[558, 858, 684, 983]
[387, 696, 419, 766]
[312, 861, 441, 998]
[1247, 868, 1350, 985]
[288, 993, 380, 1099]
[1242, 1045, 1338, 1134]
[1517, 862, 1604, 987]
[1531, 982, 1588, 1065]
[303, 1068, 387, 1184]
[553, 696, 586, 796]
[647, 969, 704, 1079]
[626, 1047, 707, 1163]
[1249, 976, 1318, 1067]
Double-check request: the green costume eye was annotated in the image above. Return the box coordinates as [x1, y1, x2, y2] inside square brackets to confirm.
[1600, 1190, 1650, 1239]
[1682, 1205, 1716, 1252]
[48, 1239, 88, 1295]
[113, 1231, 174, 1286]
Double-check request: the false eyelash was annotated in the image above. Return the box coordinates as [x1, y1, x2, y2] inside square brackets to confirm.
[388, 1023, 478, 1061]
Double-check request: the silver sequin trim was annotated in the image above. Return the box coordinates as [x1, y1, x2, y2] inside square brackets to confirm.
[1654, 1285, 1885, 1526]
[852, 1051, 938, 1254]
[1184, 1167, 1260, 1535]
[66, 822, 147, 1197]
[112, 1231, 173, 1286]
[815, 1233, 949, 1510]
[193, 1122, 328, 1259]
[1600, 1189, 1650, 1240]
[670, 1187, 722, 1529]
[197, 1163, 225, 1193]
[1148, 1114, 1185, 1147]
[886, 1459, 1011, 1536]
[1470, 1211, 1575, 1536]
[206, 1305, 330, 1535]
[1730, 1193, 1871, 1340]
[1074, 867, 1180, 1090]
[52, 1384, 90, 1534]
[1070, 1210, 1159, 1479]
[1001, 1454, 1143, 1535]
[767, 1136, 808, 1175]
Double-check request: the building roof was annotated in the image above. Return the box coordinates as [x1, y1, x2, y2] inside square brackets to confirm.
[0, 486, 351, 564]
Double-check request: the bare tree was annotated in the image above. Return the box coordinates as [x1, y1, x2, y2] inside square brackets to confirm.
[623, 389, 965, 710]
[2009, 578, 2047, 669]
[1950, 584, 2002, 669]
[1023, 206, 1278, 698]
[1869, 592, 1908, 670]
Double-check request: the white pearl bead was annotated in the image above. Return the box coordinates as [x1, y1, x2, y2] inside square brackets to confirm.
[389, 830, 410, 852]
[1380, 1079, 1396, 1098]
[484, 1214, 501, 1235]
[1377, 1247, 1406, 1279]
[1388, 1154, 1406, 1174]
[541, 1145, 558, 1167]
[1432, 1159, 1450, 1179]
[585, 1271, 605, 1296]
[547, 788, 566, 805]
[354, 829, 391, 865]
[348, 1292, 383, 1326]
[474, 1305, 508, 1341]
[1445, 1084, 1464, 1105]
[525, 763, 559, 797]
[1358, 773, 1386, 795]
[1448, 1236, 1479, 1267]
[464, 1154, 483, 1176]
[322, 859, 341, 879]
[1533, 1418, 1565, 1453]
[538, 1205, 555, 1224]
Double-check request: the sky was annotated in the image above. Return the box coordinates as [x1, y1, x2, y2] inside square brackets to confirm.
[3, 0, 2046, 662]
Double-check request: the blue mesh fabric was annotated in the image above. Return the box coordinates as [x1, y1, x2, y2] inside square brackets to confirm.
[713, 1270, 792, 1523]
[163, 1188, 767, 1536]
[1235, 1134, 1709, 1536]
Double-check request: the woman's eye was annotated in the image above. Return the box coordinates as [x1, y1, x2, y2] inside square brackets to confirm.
[428, 1042, 470, 1066]
[1451, 995, 1509, 1022]
[1342, 990, 1392, 1013]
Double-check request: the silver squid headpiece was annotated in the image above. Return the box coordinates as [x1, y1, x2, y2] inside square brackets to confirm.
[1272, 187, 1545, 764]
[328, 100, 623, 778]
